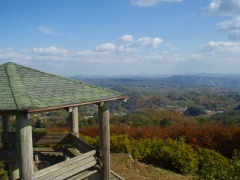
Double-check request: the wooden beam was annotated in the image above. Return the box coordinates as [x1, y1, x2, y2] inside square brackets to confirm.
[70, 107, 79, 138]
[16, 113, 34, 180]
[98, 101, 110, 180]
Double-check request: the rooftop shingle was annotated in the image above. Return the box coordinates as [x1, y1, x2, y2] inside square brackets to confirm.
[0, 62, 126, 112]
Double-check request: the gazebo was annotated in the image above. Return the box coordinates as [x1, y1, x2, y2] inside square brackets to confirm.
[0, 62, 127, 179]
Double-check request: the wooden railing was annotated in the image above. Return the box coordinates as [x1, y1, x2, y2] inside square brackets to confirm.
[0, 132, 124, 180]
[1, 132, 71, 146]
[0, 132, 94, 158]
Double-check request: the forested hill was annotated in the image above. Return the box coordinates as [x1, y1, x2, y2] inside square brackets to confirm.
[72, 74, 240, 92]
[166, 75, 240, 89]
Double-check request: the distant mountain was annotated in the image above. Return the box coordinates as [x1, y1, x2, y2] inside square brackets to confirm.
[71, 74, 240, 92]
[165, 75, 240, 89]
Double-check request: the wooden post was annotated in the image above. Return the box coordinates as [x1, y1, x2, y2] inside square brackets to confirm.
[98, 101, 110, 180]
[2, 115, 10, 132]
[70, 107, 79, 138]
[16, 113, 34, 180]
[3, 115, 20, 179]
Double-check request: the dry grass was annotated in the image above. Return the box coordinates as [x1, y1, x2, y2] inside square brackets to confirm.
[111, 153, 192, 180]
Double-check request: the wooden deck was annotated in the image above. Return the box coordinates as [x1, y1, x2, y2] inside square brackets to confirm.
[0, 132, 124, 180]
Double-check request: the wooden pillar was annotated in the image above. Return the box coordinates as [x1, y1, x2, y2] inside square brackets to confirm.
[16, 113, 34, 180]
[70, 107, 79, 138]
[2, 115, 10, 132]
[98, 101, 110, 180]
[3, 115, 20, 179]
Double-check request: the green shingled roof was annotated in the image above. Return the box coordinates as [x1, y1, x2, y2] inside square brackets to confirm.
[0, 62, 126, 112]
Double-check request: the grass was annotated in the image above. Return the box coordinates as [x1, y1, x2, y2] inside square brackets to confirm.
[111, 153, 192, 180]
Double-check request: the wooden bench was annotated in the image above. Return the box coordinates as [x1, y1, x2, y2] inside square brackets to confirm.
[35, 150, 97, 180]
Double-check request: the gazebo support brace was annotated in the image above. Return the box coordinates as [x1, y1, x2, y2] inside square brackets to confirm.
[16, 113, 34, 180]
[98, 101, 110, 180]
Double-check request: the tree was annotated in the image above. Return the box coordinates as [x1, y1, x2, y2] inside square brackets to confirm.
[184, 107, 206, 116]
[160, 118, 172, 127]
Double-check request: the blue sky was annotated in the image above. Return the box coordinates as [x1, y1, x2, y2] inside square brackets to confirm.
[1, 0, 240, 76]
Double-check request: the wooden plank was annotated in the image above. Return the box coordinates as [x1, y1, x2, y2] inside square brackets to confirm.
[38, 158, 96, 180]
[33, 132, 71, 145]
[70, 133, 94, 153]
[64, 148, 81, 158]
[33, 147, 55, 152]
[35, 150, 96, 178]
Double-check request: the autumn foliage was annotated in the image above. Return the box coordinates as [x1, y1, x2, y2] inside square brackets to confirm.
[53, 124, 240, 158]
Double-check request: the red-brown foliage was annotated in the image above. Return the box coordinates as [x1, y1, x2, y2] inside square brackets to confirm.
[110, 125, 239, 157]
[47, 124, 240, 157]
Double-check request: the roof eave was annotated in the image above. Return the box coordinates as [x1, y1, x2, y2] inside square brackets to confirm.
[27, 96, 128, 113]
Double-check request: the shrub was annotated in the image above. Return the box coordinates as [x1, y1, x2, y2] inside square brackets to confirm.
[80, 135, 99, 148]
[196, 147, 229, 179]
[218, 150, 240, 179]
[110, 134, 132, 153]
[131, 138, 153, 161]
[0, 161, 7, 179]
[149, 137, 199, 174]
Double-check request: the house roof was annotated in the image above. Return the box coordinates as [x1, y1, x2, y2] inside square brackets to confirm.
[0, 62, 127, 112]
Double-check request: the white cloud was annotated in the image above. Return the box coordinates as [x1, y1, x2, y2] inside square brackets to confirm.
[218, 16, 240, 31]
[132, 0, 182, 7]
[200, 41, 240, 54]
[208, 0, 240, 16]
[33, 46, 69, 56]
[118, 46, 138, 53]
[0, 49, 21, 60]
[38, 26, 58, 35]
[96, 43, 117, 52]
[145, 52, 189, 62]
[119, 34, 134, 42]
[217, 16, 240, 40]
[95, 36, 163, 53]
[0, 49, 34, 64]
[0, 35, 166, 71]
[153, 38, 163, 48]
[75, 50, 110, 57]
[133, 36, 163, 48]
